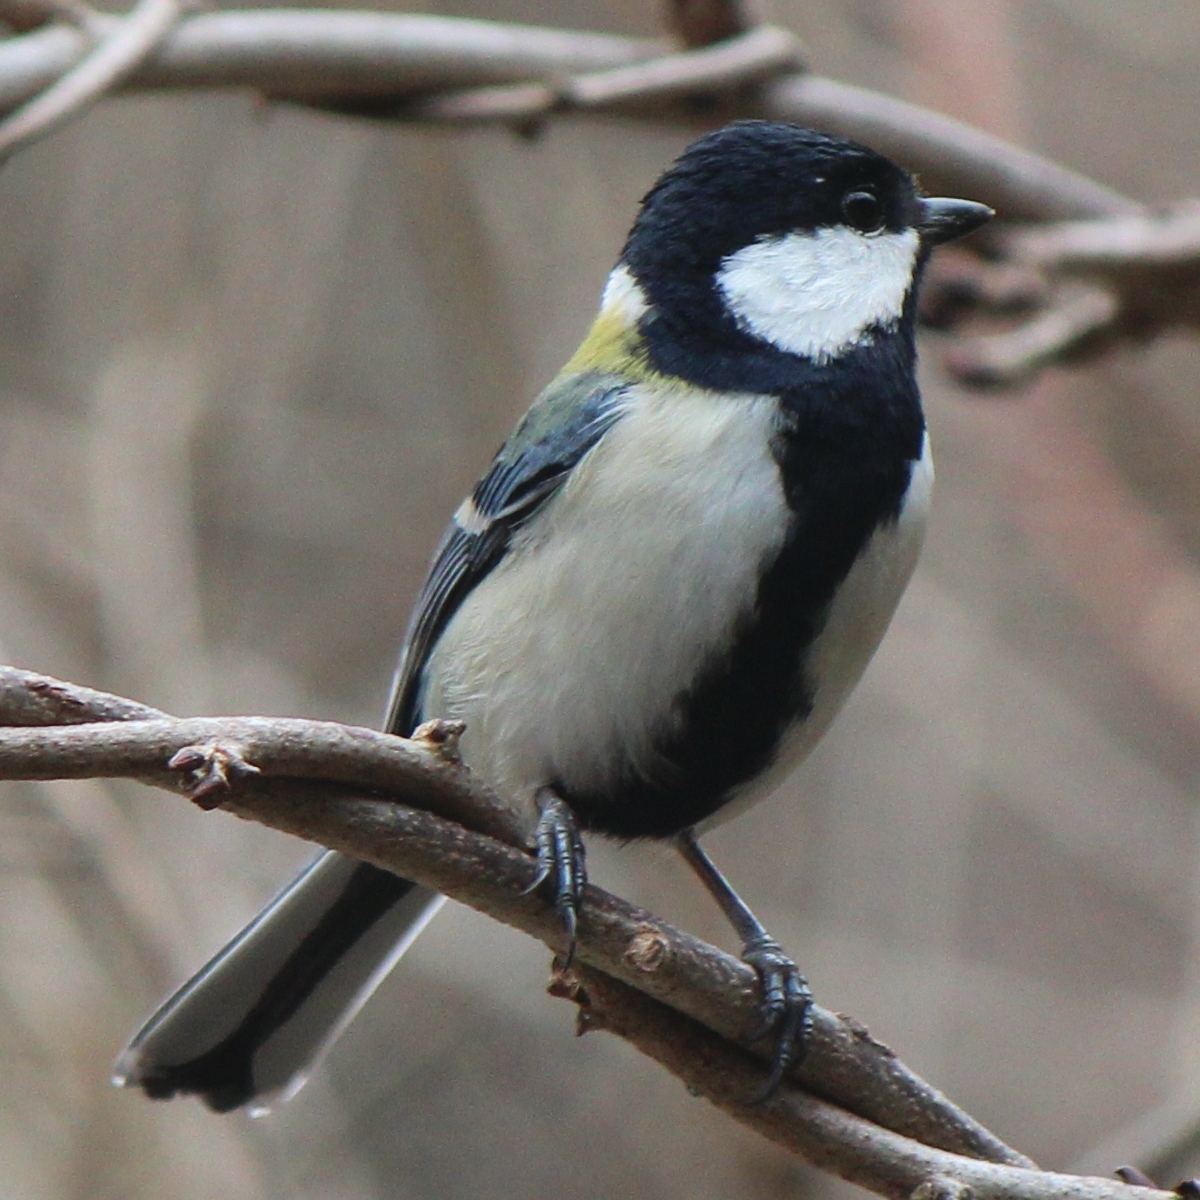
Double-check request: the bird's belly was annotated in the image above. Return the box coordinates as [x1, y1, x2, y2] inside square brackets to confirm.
[419, 386, 790, 837]
[701, 435, 933, 830]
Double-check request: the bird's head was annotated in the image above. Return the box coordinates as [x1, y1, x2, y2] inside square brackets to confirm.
[569, 121, 991, 390]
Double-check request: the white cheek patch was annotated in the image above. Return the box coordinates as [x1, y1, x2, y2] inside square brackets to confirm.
[599, 263, 649, 323]
[716, 226, 920, 361]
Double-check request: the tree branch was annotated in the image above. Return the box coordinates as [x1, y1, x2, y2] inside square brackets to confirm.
[567, 966, 1173, 1200]
[2, 666, 1182, 1198]
[758, 74, 1140, 223]
[402, 24, 802, 123]
[9, 659, 1198, 1200]
[0, 10, 1141, 223]
[0, 664, 1037, 1180]
[2, 4, 1188, 382]
[0, 12, 661, 111]
[0, 0, 182, 159]
[924, 202, 1200, 386]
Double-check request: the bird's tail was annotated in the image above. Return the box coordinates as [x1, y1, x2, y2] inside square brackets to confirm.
[113, 852, 445, 1114]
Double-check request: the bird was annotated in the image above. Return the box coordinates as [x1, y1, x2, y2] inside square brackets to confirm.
[113, 120, 992, 1114]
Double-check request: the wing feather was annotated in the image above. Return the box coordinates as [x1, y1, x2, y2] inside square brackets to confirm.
[384, 374, 627, 735]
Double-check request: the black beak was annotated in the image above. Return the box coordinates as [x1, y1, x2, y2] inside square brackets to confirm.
[917, 197, 994, 246]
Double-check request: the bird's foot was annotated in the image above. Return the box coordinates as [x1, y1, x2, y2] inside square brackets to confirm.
[522, 789, 587, 964]
[741, 935, 813, 1103]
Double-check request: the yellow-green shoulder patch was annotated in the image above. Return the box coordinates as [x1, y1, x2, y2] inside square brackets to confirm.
[563, 307, 660, 383]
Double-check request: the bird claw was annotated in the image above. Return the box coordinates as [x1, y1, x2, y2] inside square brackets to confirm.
[741, 935, 813, 1103]
[523, 791, 587, 965]
[518, 860, 551, 896]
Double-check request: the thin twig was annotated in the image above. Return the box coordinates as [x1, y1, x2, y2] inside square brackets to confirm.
[0, 10, 1146, 221]
[568, 25, 800, 105]
[926, 203, 1200, 386]
[0, 3, 1162, 385]
[758, 74, 1141, 222]
[406, 24, 802, 122]
[0, 13, 660, 112]
[1004, 201, 1200, 267]
[944, 282, 1121, 388]
[569, 966, 1170, 1200]
[0, 712, 523, 840]
[0, 668, 165, 724]
[0, 665, 1029, 1170]
[0, 0, 182, 162]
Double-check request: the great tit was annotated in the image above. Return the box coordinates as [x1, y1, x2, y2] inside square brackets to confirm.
[114, 120, 992, 1113]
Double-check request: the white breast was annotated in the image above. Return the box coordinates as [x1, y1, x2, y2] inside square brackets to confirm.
[701, 432, 933, 830]
[420, 385, 791, 835]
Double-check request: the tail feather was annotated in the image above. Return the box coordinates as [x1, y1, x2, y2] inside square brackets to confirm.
[114, 852, 444, 1113]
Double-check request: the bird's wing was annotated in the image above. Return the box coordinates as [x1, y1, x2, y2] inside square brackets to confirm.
[384, 371, 628, 735]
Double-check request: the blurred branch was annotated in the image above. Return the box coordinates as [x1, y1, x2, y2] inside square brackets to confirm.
[404, 24, 802, 124]
[0, 4, 1186, 384]
[0, 663, 1045, 1182]
[939, 280, 1122, 388]
[0, 9, 1140, 222]
[758, 74, 1139, 224]
[926, 202, 1200, 386]
[0, 0, 181, 160]
[0, 12, 659, 111]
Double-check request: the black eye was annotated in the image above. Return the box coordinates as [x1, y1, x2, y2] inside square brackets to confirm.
[842, 190, 884, 234]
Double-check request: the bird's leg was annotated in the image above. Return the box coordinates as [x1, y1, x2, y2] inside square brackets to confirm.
[522, 787, 587, 965]
[677, 829, 812, 1102]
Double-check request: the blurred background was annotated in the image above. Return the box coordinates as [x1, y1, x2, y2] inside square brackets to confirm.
[1, 0, 1199, 1196]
